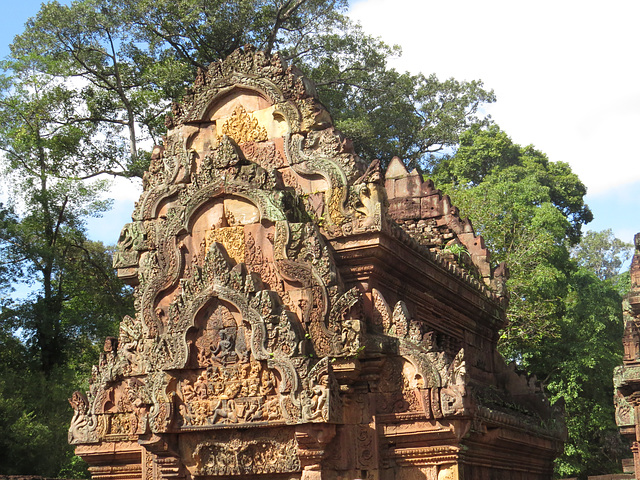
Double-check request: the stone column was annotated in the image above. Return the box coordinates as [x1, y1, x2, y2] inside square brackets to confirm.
[295, 424, 337, 480]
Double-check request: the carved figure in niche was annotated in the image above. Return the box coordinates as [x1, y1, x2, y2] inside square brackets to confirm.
[194, 302, 253, 368]
[182, 379, 196, 404]
[302, 374, 329, 422]
[623, 310, 640, 361]
[341, 319, 362, 353]
[212, 327, 238, 364]
[97, 337, 120, 381]
[371, 288, 391, 332]
[408, 319, 425, 343]
[119, 315, 144, 374]
[615, 390, 634, 425]
[268, 310, 299, 356]
[194, 371, 209, 399]
[446, 349, 466, 386]
[353, 159, 385, 228]
[391, 301, 410, 338]
[120, 378, 148, 434]
[259, 369, 277, 396]
[143, 145, 165, 188]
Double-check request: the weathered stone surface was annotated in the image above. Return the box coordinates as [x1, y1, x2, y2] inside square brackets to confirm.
[614, 233, 640, 477]
[70, 46, 563, 480]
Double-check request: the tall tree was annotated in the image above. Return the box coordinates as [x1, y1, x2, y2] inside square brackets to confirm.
[0, 51, 129, 373]
[572, 229, 633, 282]
[11, 0, 167, 175]
[432, 125, 593, 355]
[15, 0, 495, 173]
[431, 125, 630, 477]
[0, 37, 133, 476]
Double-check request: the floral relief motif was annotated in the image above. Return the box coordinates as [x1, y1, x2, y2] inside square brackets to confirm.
[220, 105, 268, 144]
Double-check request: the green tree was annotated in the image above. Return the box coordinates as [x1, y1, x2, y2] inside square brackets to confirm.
[432, 125, 592, 355]
[0, 51, 130, 372]
[11, 0, 168, 175]
[572, 229, 633, 282]
[16, 0, 495, 173]
[431, 125, 630, 477]
[0, 38, 133, 476]
[532, 268, 626, 478]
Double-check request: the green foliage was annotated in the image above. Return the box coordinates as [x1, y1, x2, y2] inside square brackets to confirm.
[10, 0, 167, 169]
[572, 229, 633, 281]
[0, 51, 132, 372]
[433, 125, 592, 244]
[297, 21, 496, 166]
[11, 0, 495, 175]
[442, 242, 470, 262]
[531, 268, 627, 477]
[0, 327, 94, 477]
[431, 125, 627, 477]
[432, 125, 592, 355]
[0, 15, 134, 474]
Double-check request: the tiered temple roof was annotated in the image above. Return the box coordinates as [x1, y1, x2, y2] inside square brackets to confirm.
[70, 47, 564, 480]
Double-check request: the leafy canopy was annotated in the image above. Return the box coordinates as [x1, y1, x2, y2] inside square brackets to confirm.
[12, 0, 496, 175]
[572, 229, 633, 282]
[432, 124, 628, 477]
[0, 17, 134, 475]
[432, 125, 593, 354]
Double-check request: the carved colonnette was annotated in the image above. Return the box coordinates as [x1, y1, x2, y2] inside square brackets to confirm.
[70, 46, 563, 480]
[614, 233, 640, 477]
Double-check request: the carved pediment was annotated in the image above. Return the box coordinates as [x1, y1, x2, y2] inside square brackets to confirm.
[74, 47, 560, 479]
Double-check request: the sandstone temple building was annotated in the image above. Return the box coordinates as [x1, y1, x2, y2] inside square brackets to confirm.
[69, 47, 564, 480]
[615, 233, 640, 477]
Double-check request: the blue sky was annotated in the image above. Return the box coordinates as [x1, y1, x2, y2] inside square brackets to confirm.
[3, 0, 639, 247]
[1, 2, 47, 58]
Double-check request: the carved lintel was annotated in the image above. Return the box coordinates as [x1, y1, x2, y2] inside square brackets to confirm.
[193, 433, 300, 476]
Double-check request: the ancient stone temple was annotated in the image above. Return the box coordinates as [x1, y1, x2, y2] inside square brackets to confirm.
[615, 233, 640, 477]
[69, 47, 564, 480]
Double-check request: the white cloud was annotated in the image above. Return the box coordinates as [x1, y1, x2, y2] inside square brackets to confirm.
[349, 0, 640, 195]
[92, 1, 640, 241]
[107, 175, 143, 203]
